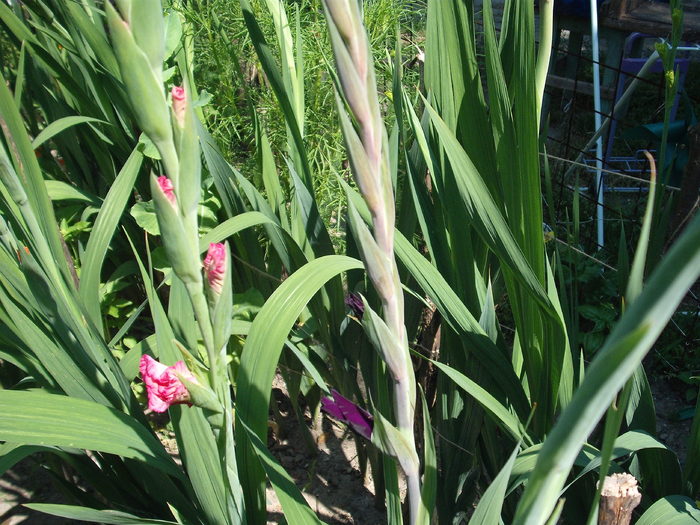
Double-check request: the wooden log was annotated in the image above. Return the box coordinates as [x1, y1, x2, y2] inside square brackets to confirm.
[597, 473, 642, 525]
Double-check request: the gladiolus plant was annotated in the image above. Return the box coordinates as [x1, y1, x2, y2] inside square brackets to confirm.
[0, 1, 698, 525]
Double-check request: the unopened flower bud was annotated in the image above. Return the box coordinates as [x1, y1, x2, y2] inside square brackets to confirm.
[345, 292, 365, 320]
[203, 243, 226, 295]
[157, 175, 176, 206]
[171, 86, 186, 128]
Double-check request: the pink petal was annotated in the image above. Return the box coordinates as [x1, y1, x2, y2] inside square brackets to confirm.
[139, 355, 195, 413]
[171, 86, 186, 127]
[203, 243, 226, 294]
[157, 175, 176, 205]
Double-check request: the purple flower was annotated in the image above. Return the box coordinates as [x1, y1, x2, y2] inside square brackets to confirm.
[344, 293, 364, 320]
[321, 389, 373, 440]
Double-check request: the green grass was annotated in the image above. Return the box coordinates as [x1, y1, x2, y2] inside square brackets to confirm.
[180, 0, 421, 224]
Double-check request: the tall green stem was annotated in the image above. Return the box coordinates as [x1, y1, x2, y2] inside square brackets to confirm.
[187, 283, 220, 394]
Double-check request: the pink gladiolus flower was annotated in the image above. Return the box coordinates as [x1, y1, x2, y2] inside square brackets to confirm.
[203, 242, 226, 294]
[139, 355, 197, 413]
[171, 86, 186, 127]
[157, 175, 176, 205]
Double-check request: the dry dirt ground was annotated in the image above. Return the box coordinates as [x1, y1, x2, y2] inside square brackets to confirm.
[264, 383, 389, 524]
[0, 376, 693, 524]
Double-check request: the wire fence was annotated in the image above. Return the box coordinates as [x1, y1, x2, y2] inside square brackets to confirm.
[474, 7, 700, 367]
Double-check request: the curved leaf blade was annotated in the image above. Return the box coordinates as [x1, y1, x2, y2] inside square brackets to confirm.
[24, 504, 178, 525]
[79, 148, 143, 329]
[31, 116, 108, 149]
[0, 391, 181, 478]
[235, 255, 362, 521]
[239, 419, 325, 525]
[636, 495, 700, 525]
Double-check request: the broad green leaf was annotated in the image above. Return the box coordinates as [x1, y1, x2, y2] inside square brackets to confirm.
[63, 0, 120, 76]
[684, 389, 700, 499]
[627, 152, 657, 304]
[422, 99, 552, 315]
[258, 128, 289, 230]
[164, 11, 183, 60]
[235, 255, 362, 522]
[566, 430, 672, 495]
[24, 504, 178, 525]
[430, 359, 526, 443]
[13, 41, 25, 108]
[286, 341, 329, 395]
[232, 168, 298, 272]
[417, 388, 436, 525]
[130, 201, 160, 235]
[469, 444, 520, 525]
[0, 288, 112, 405]
[80, 148, 143, 329]
[198, 120, 248, 218]
[0, 391, 180, 478]
[31, 116, 108, 149]
[424, 0, 493, 175]
[636, 495, 700, 524]
[199, 211, 274, 252]
[238, 0, 312, 187]
[288, 162, 335, 257]
[0, 68, 71, 284]
[0, 443, 52, 475]
[45, 181, 100, 205]
[0, 3, 39, 44]
[119, 335, 156, 380]
[239, 419, 325, 525]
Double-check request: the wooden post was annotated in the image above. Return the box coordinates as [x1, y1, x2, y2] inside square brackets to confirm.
[598, 473, 642, 525]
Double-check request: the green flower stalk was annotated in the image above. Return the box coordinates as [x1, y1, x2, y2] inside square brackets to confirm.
[106, 0, 179, 182]
[107, 1, 222, 399]
[323, 1, 421, 522]
[151, 174, 219, 392]
[151, 175, 201, 285]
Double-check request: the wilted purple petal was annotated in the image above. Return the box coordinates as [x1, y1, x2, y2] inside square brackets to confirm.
[321, 389, 373, 440]
[321, 394, 345, 420]
[344, 293, 364, 319]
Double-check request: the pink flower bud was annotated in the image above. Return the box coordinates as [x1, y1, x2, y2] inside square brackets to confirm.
[203, 242, 226, 295]
[139, 355, 198, 413]
[171, 86, 186, 128]
[157, 175, 176, 205]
